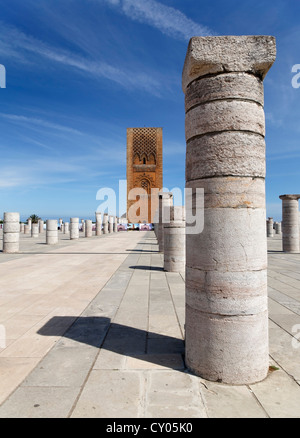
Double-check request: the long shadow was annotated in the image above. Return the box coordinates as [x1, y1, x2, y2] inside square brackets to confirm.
[129, 265, 164, 271]
[37, 316, 185, 371]
[16, 252, 132, 255]
[126, 249, 159, 253]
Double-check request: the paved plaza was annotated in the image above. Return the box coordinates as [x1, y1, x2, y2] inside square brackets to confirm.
[0, 229, 299, 418]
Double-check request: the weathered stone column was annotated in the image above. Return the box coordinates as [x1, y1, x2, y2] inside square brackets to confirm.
[20, 223, 25, 233]
[64, 222, 69, 234]
[153, 208, 159, 239]
[108, 216, 114, 233]
[279, 195, 300, 253]
[24, 225, 30, 235]
[70, 218, 79, 240]
[267, 217, 274, 237]
[158, 192, 173, 252]
[114, 217, 118, 233]
[59, 218, 63, 231]
[95, 212, 102, 236]
[3, 212, 20, 253]
[38, 220, 44, 234]
[103, 214, 109, 234]
[81, 220, 85, 234]
[46, 219, 58, 245]
[27, 218, 32, 230]
[85, 219, 93, 237]
[31, 223, 39, 238]
[275, 222, 282, 235]
[183, 35, 276, 384]
[164, 206, 186, 273]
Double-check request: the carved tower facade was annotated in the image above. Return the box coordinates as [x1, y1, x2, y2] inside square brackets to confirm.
[127, 127, 163, 223]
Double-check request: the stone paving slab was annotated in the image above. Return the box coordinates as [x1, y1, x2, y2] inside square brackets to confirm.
[0, 231, 299, 418]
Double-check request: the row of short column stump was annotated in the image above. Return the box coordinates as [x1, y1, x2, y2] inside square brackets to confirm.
[1, 212, 120, 253]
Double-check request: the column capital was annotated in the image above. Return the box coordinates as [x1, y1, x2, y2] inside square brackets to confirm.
[279, 194, 300, 201]
[182, 35, 276, 93]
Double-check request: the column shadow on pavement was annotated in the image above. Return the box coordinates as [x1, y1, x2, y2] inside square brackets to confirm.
[37, 316, 185, 371]
[129, 265, 165, 271]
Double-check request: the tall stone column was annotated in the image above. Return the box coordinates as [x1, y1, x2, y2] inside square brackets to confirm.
[46, 220, 58, 245]
[3, 212, 20, 253]
[275, 222, 282, 235]
[153, 208, 159, 239]
[64, 222, 69, 234]
[38, 220, 44, 234]
[27, 218, 32, 230]
[95, 212, 102, 236]
[158, 192, 173, 252]
[279, 195, 300, 253]
[85, 219, 93, 237]
[164, 206, 186, 273]
[114, 217, 118, 233]
[20, 223, 25, 233]
[31, 223, 39, 238]
[183, 35, 276, 384]
[24, 225, 30, 235]
[103, 214, 109, 234]
[59, 218, 63, 231]
[108, 216, 114, 233]
[267, 217, 274, 237]
[70, 218, 79, 240]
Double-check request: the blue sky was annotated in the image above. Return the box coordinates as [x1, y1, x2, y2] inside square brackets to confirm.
[0, 0, 299, 221]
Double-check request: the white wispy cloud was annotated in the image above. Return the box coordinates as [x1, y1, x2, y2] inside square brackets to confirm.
[0, 21, 162, 94]
[0, 112, 84, 136]
[103, 0, 214, 40]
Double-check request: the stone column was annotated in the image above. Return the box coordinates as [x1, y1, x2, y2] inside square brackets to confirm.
[164, 206, 186, 273]
[24, 225, 30, 235]
[114, 217, 118, 233]
[70, 218, 79, 240]
[85, 219, 93, 238]
[46, 219, 58, 245]
[59, 218, 63, 231]
[3, 212, 20, 253]
[38, 220, 44, 233]
[27, 218, 32, 230]
[108, 216, 114, 233]
[279, 195, 300, 253]
[81, 220, 85, 234]
[103, 214, 109, 234]
[31, 223, 39, 238]
[64, 222, 69, 234]
[275, 222, 282, 235]
[95, 212, 102, 236]
[153, 208, 159, 239]
[267, 217, 274, 237]
[183, 35, 276, 384]
[20, 223, 25, 233]
[158, 192, 174, 253]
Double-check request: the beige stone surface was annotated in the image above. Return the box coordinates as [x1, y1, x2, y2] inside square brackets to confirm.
[185, 72, 264, 111]
[182, 35, 276, 92]
[185, 100, 265, 140]
[186, 132, 266, 180]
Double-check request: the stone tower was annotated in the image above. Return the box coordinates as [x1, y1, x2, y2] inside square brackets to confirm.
[127, 127, 163, 223]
